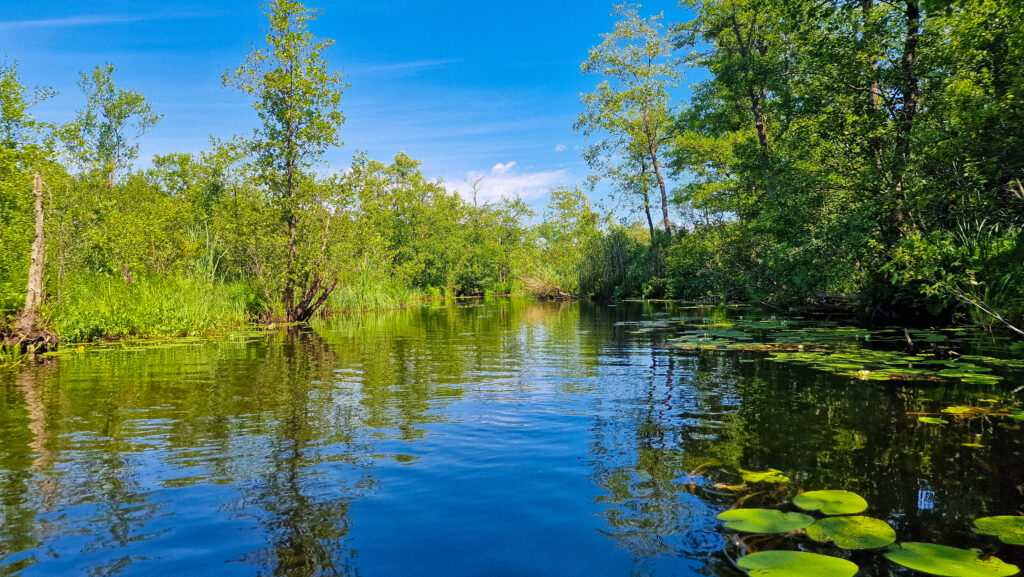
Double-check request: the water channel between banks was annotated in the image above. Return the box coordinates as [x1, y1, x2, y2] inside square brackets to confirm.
[1, 298, 1023, 576]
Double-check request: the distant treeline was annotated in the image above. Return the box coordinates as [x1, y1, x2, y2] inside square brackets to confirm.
[2, 0, 1023, 343]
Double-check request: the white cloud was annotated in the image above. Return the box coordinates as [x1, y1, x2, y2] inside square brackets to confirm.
[351, 59, 460, 74]
[0, 12, 211, 31]
[453, 162, 569, 203]
[491, 161, 518, 175]
[555, 144, 566, 153]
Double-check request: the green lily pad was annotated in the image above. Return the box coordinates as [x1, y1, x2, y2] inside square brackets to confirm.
[737, 551, 859, 577]
[717, 509, 814, 534]
[806, 515, 896, 549]
[794, 490, 869, 515]
[974, 516, 1024, 545]
[920, 417, 949, 425]
[739, 468, 790, 483]
[884, 543, 1020, 577]
[942, 406, 990, 417]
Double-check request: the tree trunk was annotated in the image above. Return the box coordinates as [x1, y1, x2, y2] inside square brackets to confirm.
[892, 0, 920, 232]
[749, 89, 769, 153]
[639, 160, 655, 238]
[17, 172, 46, 335]
[728, 6, 770, 155]
[642, 187, 655, 238]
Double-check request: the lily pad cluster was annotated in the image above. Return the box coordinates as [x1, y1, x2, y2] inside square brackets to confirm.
[713, 468, 1022, 577]
[767, 349, 1007, 385]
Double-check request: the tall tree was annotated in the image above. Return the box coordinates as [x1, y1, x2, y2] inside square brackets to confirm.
[224, 0, 347, 322]
[576, 3, 680, 234]
[62, 64, 161, 187]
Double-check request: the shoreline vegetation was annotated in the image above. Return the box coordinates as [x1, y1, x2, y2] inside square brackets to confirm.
[3, 0, 1023, 359]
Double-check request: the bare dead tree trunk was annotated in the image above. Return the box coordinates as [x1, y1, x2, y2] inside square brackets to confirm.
[17, 172, 46, 335]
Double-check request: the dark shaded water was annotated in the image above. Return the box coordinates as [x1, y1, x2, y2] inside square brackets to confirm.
[1, 299, 1022, 576]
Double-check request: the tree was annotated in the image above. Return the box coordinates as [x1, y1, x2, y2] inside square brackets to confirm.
[575, 3, 680, 235]
[224, 0, 347, 322]
[62, 64, 161, 187]
[0, 60, 56, 343]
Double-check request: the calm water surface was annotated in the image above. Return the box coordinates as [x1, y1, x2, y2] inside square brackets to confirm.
[1, 299, 1023, 576]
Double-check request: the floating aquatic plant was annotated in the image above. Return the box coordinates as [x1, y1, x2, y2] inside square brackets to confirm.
[973, 516, 1024, 546]
[883, 543, 1020, 577]
[717, 509, 814, 534]
[736, 551, 859, 577]
[806, 516, 897, 549]
[793, 490, 868, 516]
[739, 468, 791, 484]
[919, 417, 950, 425]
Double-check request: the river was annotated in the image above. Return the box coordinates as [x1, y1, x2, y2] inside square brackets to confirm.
[1, 298, 1022, 576]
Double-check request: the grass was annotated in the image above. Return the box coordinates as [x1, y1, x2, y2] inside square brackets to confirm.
[49, 274, 255, 342]
[326, 269, 429, 313]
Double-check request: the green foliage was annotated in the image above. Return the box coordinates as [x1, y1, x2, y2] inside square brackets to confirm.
[60, 64, 161, 184]
[576, 3, 680, 234]
[564, 0, 1024, 334]
[50, 274, 253, 342]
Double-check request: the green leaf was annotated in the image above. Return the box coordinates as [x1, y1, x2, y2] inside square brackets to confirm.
[974, 516, 1024, 545]
[794, 490, 869, 515]
[739, 468, 790, 483]
[884, 543, 1020, 577]
[737, 551, 859, 577]
[806, 516, 896, 549]
[717, 509, 814, 533]
[920, 417, 950, 425]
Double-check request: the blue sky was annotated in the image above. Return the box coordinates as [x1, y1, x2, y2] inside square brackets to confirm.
[2, 0, 691, 209]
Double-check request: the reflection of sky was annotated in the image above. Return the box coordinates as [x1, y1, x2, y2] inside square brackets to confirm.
[4, 300, 1021, 575]
[1, 0, 697, 211]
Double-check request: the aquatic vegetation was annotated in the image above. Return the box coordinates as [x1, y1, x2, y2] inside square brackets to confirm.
[713, 467, 1022, 577]
[883, 543, 1020, 577]
[920, 417, 950, 425]
[739, 468, 790, 484]
[793, 490, 868, 515]
[805, 516, 897, 550]
[716, 509, 814, 534]
[943, 406, 992, 418]
[736, 551, 859, 577]
[973, 516, 1024, 546]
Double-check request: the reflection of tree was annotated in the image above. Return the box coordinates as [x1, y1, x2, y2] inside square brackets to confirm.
[588, 343, 728, 561]
[228, 328, 358, 576]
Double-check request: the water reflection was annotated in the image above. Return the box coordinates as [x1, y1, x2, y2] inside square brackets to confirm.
[0, 298, 1022, 576]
